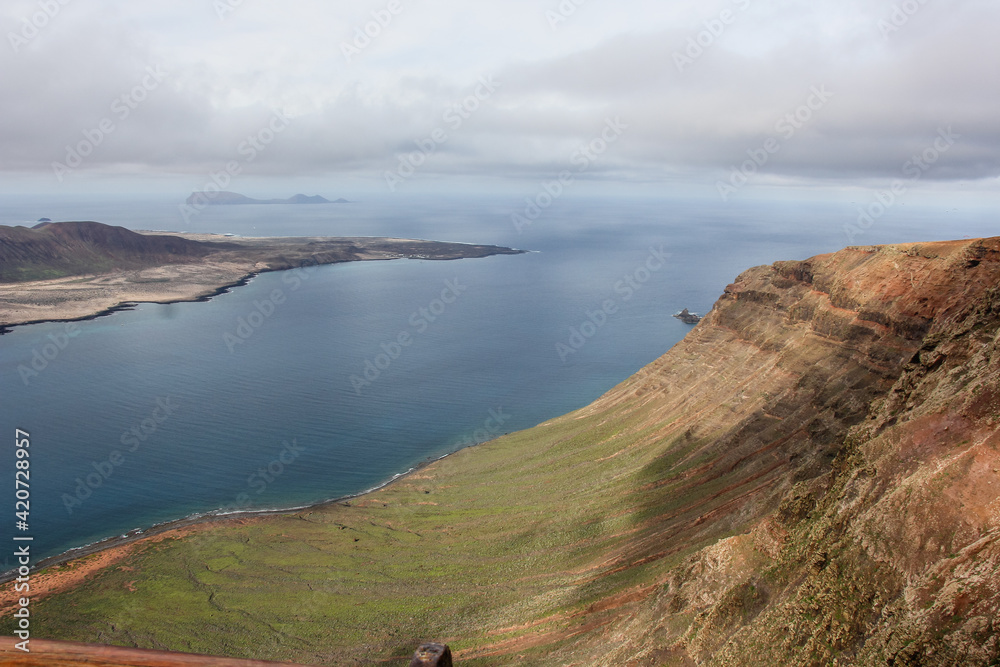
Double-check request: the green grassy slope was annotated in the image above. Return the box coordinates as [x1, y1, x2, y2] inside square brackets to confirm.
[6, 238, 1000, 666]
[15, 403, 732, 664]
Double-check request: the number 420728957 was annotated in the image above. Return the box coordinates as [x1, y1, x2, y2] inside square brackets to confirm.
[15, 429, 30, 528]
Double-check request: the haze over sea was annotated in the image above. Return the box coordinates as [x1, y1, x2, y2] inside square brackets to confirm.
[0, 193, 994, 568]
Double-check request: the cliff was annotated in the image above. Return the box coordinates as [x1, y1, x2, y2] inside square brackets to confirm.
[3, 237, 1000, 666]
[583, 238, 1000, 665]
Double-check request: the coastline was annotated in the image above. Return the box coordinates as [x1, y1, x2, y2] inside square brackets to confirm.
[0, 232, 526, 332]
[0, 442, 476, 591]
[0, 229, 527, 599]
[0, 271, 261, 335]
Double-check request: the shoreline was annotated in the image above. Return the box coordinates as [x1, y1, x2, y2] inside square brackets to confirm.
[0, 232, 526, 332]
[0, 444, 472, 586]
[0, 271, 262, 335]
[0, 228, 526, 592]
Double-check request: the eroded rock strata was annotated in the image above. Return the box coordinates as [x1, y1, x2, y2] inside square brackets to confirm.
[3, 238, 999, 666]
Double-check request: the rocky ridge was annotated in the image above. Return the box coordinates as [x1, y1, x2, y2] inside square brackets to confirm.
[3, 237, 1000, 666]
[575, 237, 1000, 665]
[0, 221, 224, 282]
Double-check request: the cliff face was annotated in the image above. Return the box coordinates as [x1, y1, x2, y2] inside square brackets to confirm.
[569, 237, 1000, 665]
[5, 237, 1000, 666]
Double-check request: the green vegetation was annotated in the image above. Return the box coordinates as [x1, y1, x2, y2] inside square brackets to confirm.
[9, 267, 71, 282]
[4, 399, 718, 664]
[9, 237, 1000, 665]
[5, 360, 794, 665]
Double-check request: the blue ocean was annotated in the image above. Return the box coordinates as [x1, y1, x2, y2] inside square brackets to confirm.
[0, 193, 994, 568]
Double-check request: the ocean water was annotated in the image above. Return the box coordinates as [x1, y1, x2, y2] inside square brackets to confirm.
[0, 193, 996, 568]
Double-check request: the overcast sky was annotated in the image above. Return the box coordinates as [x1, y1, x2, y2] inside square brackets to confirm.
[1, 0, 998, 200]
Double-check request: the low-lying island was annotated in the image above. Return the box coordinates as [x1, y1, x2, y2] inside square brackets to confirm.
[0, 221, 525, 330]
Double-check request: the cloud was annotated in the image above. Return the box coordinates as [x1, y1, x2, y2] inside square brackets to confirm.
[1, 0, 998, 192]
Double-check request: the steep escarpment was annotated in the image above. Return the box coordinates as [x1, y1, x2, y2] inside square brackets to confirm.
[703, 279, 1000, 665]
[3, 238, 999, 666]
[583, 238, 1000, 665]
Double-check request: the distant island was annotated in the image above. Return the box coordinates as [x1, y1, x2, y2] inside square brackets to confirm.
[185, 191, 350, 206]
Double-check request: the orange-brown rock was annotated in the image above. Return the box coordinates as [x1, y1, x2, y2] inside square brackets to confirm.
[5, 237, 1000, 666]
[561, 237, 1000, 665]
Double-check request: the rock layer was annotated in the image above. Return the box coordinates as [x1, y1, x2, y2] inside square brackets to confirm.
[565, 237, 1000, 665]
[4, 237, 1000, 666]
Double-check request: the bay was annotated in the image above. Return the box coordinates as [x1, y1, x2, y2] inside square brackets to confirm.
[0, 193, 994, 567]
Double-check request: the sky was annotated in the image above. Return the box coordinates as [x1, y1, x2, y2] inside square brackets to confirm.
[1, 0, 998, 203]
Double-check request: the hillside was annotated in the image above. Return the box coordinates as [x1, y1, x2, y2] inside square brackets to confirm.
[3, 237, 1000, 665]
[0, 222, 524, 328]
[0, 222, 223, 283]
